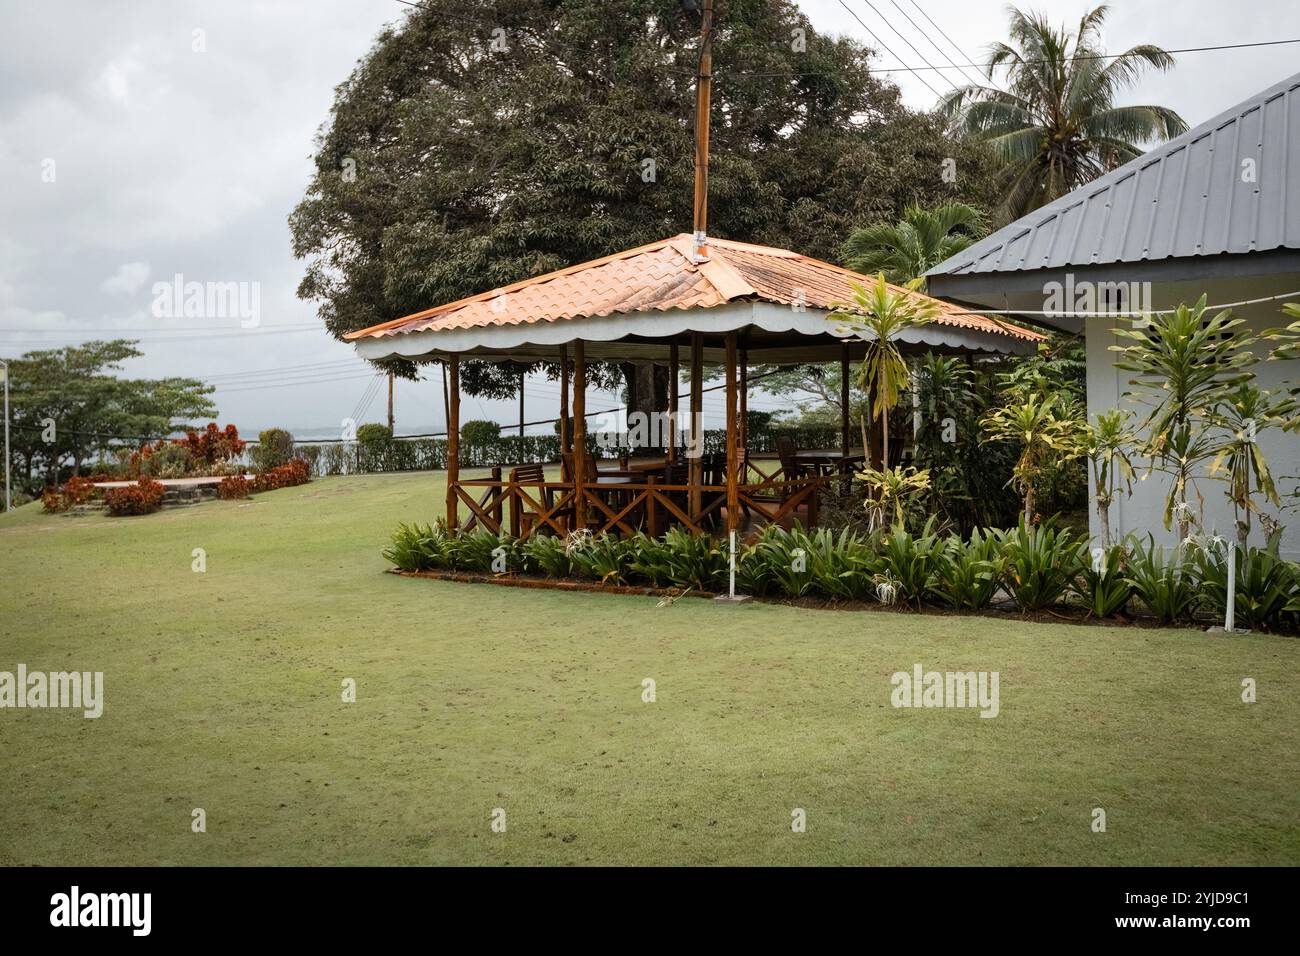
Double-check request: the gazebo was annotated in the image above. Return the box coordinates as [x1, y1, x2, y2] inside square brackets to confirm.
[345, 233, 1043, 539]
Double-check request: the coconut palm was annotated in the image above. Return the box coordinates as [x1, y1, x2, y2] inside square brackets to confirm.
[940, 4, 1188, 219]
[841, 203, 986, 285]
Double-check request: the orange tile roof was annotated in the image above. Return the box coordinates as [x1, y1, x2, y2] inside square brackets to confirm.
[345, 234, 1043, 343]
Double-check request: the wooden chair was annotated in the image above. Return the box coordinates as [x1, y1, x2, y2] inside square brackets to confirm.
[775, 435, 807, 481]
[508, 463, 556, 537]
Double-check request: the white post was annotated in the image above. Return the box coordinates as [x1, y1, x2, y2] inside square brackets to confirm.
[1225, 539, 1237, 634]
[729, 529, 736, 599]
[2, 360, 10, 515]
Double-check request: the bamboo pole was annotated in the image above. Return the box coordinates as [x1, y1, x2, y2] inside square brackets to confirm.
[446, 354, 460, 529]
[689, 332, 703, 523]
[840, 343, 851, 458]
[668, 343, 679, 464]
[572, 340, 587, 531]
[558, 344, 569, 455]
[725, 332, 739, 535]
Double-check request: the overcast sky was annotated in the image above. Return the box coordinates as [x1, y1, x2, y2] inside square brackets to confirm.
[2, 0, 1297, 439]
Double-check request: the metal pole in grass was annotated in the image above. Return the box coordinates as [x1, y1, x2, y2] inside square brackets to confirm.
[714, 527, 751, 604]
[1, 359, 10, 514]
[729, 529, 735, 597]
[1225, 539, 1237, 634]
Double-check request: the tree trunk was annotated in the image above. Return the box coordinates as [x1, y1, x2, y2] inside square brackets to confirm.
[1024, 485, 1035, 525]
[881, 407, 890, 471]
[620, 361, 669, 454]
[1097, 502, 1111, 549]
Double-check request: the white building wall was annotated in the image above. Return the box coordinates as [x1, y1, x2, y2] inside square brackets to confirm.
[1085, 296, 1300, 559]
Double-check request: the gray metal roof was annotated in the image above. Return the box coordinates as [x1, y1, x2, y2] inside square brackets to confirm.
[927, 70, 1300, 278]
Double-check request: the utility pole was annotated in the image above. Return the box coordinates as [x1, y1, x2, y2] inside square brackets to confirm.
[386, 370, 394, 432]
[691, 0, 714, 263]
[1, 359, 10, 514]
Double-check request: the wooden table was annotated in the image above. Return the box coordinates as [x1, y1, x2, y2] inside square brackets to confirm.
[793, 450, 866, 477]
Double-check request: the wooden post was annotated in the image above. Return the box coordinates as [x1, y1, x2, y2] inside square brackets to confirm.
[692, 0, 714, 243]
[738, 347, 748, 465]
[558, 344, 570, 455]
[840, 343, 851, 459]
[572, 340, 587, 531]
[518, 369, 525, 441]
[667, 343, 679, 464]
[387, 370, 394, 432]
[725, 332, 739, 535]
[689, 332, 703, 524]
[446, 354, 460, 529]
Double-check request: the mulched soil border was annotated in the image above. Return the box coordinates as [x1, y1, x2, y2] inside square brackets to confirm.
[387, 568, 1296, 633]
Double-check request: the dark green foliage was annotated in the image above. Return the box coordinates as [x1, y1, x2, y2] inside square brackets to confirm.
[1072, 543, 1133, 618]
[1193, 537, 1297, 632]
[1123, 537, 1200, 624]
[930, 527, 1005, 610]
[876, 519, 943, 607]
[250, 428, 296, 472]
[459, 420, 501, 447]
[566, 533, 635, 586]
[522, 534, 570, 578]
[737, 524, 877, 600]
[628, 528, 728, 591]
[999, 519, 1084, 612]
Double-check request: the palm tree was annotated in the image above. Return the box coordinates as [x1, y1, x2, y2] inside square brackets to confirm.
[841, 203, 986, 285]
[940, 4, 1188, 219]
[829, 274, 939, 469]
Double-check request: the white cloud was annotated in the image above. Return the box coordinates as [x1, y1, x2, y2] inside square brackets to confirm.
[100, 261, 150, 294]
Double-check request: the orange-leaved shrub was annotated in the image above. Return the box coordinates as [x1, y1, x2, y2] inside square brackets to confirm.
[253, 458, 310, 492]
[41, 476, 101, 513]
[217, 475, 251, 499]
[104, 478, 166, 516]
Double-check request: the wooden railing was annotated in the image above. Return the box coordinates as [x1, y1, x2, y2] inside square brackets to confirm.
[454, 468, 830, 539]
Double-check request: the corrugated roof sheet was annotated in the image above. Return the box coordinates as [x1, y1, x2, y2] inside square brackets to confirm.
[927, 70, 1300, 277]
[346, 234, 1042, 343]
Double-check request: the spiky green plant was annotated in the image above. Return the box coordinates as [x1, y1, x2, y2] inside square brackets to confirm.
[1085, 409, 1136, 547]
[829, 274, 940, 469]
[1111, 296, 1258, 540]
[981, 393, 1086, 523]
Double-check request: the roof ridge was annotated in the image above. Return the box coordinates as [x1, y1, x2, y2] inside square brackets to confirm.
[345, 235, 682, 340]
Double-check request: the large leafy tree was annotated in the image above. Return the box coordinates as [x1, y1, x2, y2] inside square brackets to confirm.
[841, 202, 986, 284]
[290, 0, 1000, 416]
[2, 341, 215, 489]
[940, 4, 1187, 219]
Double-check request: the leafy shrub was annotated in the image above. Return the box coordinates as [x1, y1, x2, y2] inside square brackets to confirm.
[104, 478, 165, 516]
[140, 442, 192, 479]
[1124, 537, 1200, 623]
[41, 476, 99, 513]
[460, 420, 501, 447]
[930, 528, 1005, 610]
[1072, 544, 1133, 618]
[628, 527, 728, 591]
[175, 423, 245, 470]
[566, 532, 634, 586]
[250, 428, 295, 471]
[1193, 537, 1296, 631]
[999, 519, 1084, 612]
[356, 423, 392, 445]
[217, 475, 251, 500]
[875, 519, 943, 607]
[252, 459, 310, 492]
[522, 534, 570, 577]
[443, 529, 513, 574]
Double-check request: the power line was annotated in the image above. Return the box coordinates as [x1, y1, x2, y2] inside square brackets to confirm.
[855, 0, 962, 94]
[835, 0, 944, 99]
[898, 0, 995, 90]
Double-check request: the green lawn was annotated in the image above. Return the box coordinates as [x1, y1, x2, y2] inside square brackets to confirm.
[1, 472, 1296, 866]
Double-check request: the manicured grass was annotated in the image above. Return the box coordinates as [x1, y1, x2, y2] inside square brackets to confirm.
[1, 473, 1297, 866]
